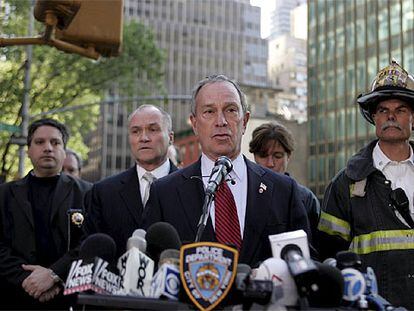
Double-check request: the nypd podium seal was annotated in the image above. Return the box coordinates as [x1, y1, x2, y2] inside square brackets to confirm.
[180, 242, 238, 311]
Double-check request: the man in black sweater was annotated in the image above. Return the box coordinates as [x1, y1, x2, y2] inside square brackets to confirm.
[0, 118, 91, 309]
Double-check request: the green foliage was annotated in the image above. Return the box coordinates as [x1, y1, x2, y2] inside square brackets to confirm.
[0, 2, 165, 181]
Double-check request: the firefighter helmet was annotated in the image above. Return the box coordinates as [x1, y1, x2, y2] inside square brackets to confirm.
[357, 60, 414, 124]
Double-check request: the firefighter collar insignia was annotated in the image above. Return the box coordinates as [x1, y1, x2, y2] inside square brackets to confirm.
[180, 242, 238, 311]
[259, 182, 267, 193]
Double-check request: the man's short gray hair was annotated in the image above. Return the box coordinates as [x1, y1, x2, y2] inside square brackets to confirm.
[190, 74, 248, 115]
[128, 104, 172, 132]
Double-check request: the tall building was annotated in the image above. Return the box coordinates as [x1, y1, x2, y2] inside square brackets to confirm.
[83, 0, 271, 181]
[268, 3, 307, 122]
[125, 0, 268, 93]
[270, 0, 306, 39]
[307, 0, 414, 197]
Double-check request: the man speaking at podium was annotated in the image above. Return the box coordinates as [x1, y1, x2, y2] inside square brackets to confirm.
[143, 75, 311, 267]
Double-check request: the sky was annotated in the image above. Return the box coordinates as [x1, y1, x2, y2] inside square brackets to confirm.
[250, 0, 276, 38]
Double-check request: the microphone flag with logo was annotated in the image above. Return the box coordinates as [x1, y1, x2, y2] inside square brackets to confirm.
[180, 242, 238, 311]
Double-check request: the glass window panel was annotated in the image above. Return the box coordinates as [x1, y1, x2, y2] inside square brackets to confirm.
[356, 18, 366, 49]
[336, 151, 346, 169]
[309, 157, 316, 182]
[402, 0, 413, 32]
[338, 110, 345, 138]
[390, 2, 401, 36]
[367, 12, 376, 44]
[379, 48, 389, 68]
[337, 71, 345, 97]
[346, 10, 355, 51]
[347, 66, 355, 95]
[403, 44, 414, 73]
[310, 117, 317, 143]
[367, 56, 378, 81]
[347, 108, 356, 137]
[319, 156, 326, 180]
[357, 112, 368, 137]
[328, 155, 336, 180]
[318, 115, 326, 140]
[309, 1, 316, 28]
[378, 8, 389, 41]
[327, 112, 335, 140]
[336, 28, 345, 54]
[356, 61, 366, 92]
[318, 0, 325, 22]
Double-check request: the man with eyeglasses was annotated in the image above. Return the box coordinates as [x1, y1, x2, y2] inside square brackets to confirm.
[318, 60, 414, 308]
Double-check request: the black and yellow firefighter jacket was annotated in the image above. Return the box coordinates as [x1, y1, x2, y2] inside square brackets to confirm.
[318, 139, 414, 308]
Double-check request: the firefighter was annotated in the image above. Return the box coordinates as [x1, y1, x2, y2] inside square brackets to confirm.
[318, 60, 414, 308]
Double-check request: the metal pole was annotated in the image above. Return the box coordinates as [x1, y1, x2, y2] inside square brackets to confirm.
[18, 0, 34, 177]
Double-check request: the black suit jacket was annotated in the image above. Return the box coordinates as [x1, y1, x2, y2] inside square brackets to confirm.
[85, 161, 177, 258]
[143, 157, 310, 267]
[0, 172, 91, 308]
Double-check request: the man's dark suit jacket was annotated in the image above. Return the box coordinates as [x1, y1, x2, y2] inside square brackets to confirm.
[143, 157, 311, 267]
[0, 172, 91, 308]
[85, 161, 177, 258]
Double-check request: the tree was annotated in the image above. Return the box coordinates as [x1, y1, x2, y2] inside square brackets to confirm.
[0, 1, 165, 181]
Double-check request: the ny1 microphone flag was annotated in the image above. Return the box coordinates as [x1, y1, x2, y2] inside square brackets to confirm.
[180, 242, 238, 311]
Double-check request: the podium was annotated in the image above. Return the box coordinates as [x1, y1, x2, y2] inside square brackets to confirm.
[77, 293, 191, 310]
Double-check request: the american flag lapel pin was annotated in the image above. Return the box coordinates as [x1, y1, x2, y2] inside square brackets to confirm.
[259, 182, 267, 194]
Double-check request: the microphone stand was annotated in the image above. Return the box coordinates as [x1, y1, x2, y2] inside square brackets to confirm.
[195, 191, 214, 242]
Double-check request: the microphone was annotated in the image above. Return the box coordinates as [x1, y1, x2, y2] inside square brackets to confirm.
[126, 228, 147, 251]
[64, 233, 121, 295]
[334, 251, 405, 310]
[334, 251, 368, 308]
[145, 222, 182, 267]
[117, 229, 154, 297]
[150, 249, 180, 300]
[269, 230, 318, 306]
[253, 258, 299, 307]
[205, 156, 233, 195]
[195, 156, 233, 242]
[307, 262, 344, 308]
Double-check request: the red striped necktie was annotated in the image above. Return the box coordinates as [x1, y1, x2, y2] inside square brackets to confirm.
[214, 180, 242, 251]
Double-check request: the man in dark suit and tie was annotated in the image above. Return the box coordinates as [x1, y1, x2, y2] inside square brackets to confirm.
[85, 105, 178, 257]
[0, 118, 91, 309]
[143, 75, 310, 267]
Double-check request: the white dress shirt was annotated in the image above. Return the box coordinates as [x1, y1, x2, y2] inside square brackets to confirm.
[373, 142, 414, 217]
[201, 153, 247, 237]
[136, 159, 171, 205]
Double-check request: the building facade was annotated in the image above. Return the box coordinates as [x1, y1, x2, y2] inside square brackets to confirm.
[307, 0, 414, 197]
[83, 0, 272, 181]
[270, 0, 307, 39]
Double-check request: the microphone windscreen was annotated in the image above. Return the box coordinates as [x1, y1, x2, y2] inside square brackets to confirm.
[80, 233, 117, 264]
[146, 222, 182, 264]
[237, 263, 252, 275]
[307, 261, 344, 308]
[159, 249, 180, 267]
[235, 263, 252, 289]
[127, 235, 147, 252]
[253, 257, 298, 306]
[133, 228, 146, 239]
[336, 250, 362, 269]
[323, 257, 337, 267]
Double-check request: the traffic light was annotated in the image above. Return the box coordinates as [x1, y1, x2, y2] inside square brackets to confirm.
[0, 0, 123, 59]
[34, 0, 82, 30]
[53, 0, 124, 57]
